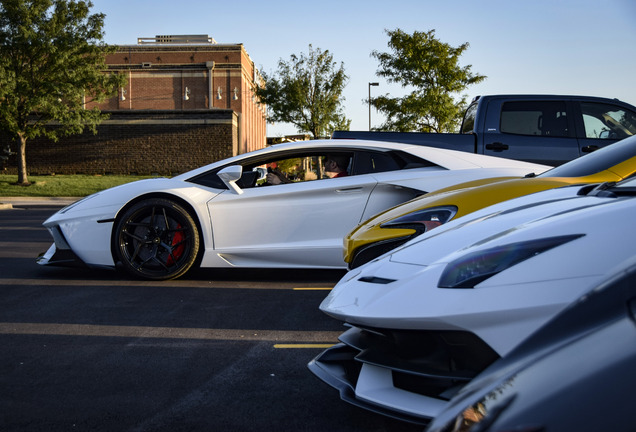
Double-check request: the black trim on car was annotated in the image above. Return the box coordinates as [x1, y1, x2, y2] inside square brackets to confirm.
[349, 236, 414, 269]
[308, 325, 500, 425]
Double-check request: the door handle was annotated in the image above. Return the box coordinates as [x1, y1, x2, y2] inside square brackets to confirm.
[582, 145, 600, 153]
[485, 142, 509, 152]
[336, 187, 363, 193]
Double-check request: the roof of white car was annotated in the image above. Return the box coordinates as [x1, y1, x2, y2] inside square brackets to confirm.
[174, 139, 548, 180]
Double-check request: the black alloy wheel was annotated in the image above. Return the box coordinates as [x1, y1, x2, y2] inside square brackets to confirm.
[113, 198, 201, 280]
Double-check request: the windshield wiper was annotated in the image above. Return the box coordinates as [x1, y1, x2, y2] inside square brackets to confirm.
[584, 182, 617, 197]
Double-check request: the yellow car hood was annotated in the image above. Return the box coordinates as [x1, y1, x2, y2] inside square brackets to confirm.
[344, 168, 630, 264]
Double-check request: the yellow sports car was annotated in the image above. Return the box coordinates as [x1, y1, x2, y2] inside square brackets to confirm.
[344, 135, 636, 269]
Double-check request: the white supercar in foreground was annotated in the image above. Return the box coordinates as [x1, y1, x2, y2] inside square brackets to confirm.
[309, 177, 636, 425]
[36, 139, 547, 280]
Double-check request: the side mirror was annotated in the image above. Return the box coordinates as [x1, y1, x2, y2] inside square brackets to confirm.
[217, 165, 244, 195]
[255, 167, 269, 181]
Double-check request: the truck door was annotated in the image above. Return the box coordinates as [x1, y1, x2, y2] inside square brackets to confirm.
[575, 101, 636, 155]
[482, 99, 579, 166]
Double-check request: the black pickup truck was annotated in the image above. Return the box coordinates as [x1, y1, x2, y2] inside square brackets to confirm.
[333, 94, 636, 165]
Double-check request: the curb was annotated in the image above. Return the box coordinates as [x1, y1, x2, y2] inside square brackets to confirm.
[0, 197, 79, 209]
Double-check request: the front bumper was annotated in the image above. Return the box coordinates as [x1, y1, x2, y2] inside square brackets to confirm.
[308, 325, 499, 425]
[37, 243, 88, 268]
[36, 224, 88, 268]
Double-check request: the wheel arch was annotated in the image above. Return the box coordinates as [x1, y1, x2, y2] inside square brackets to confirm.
[110, 192, 207, 266]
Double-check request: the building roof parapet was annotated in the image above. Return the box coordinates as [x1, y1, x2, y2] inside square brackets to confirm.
[114, 44, 244, 53]
[137, 35, 217, 44]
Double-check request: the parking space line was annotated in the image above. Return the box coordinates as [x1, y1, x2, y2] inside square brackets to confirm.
[273, 344, 335, 348]
[292, 287, 333, 291]
[0, 279, 334, 290]
[0, 322, 341, 342]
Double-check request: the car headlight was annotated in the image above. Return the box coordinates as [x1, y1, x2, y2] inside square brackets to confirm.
[432, 394, 518, 432]
[380, 205, 457, 233]
[439, 235, 584, 289]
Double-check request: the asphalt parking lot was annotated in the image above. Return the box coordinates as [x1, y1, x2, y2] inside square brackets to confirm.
[0, 201, 422, 431]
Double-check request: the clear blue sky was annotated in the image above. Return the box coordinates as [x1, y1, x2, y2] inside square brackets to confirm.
[90, 0, 636, 137]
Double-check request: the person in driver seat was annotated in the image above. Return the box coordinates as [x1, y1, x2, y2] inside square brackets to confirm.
[324, 155, 349, 178]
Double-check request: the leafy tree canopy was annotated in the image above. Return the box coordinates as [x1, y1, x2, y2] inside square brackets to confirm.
[255, 44, 351, 139]
[371, 28, 486, 133]
[0, 0, 125, 184]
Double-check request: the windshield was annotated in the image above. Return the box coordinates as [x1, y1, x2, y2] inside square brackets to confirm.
[585, 175, 636, 197]
[615, 176, 636, 188]
[538, 135, 636, 178]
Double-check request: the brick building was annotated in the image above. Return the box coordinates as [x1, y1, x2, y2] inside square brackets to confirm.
[97, 34, 267, 155]
[1, 35, 267, 176]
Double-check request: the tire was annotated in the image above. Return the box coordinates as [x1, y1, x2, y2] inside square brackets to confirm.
[113, 198, 201, 280]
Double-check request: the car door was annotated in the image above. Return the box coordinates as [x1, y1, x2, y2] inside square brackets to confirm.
[206, 172, 378, 268]
[482, 99, 580, 166]
[575, 101, 636, 155]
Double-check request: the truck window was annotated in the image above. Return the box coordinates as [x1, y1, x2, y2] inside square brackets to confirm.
[580, 102, 636, 139]
[538, 133, 636, 178]
[500, 101, 568, 137]
[461, 103, 478, 134]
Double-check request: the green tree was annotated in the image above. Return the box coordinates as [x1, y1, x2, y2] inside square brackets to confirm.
[371, 29, 486, 133]
[0, 0, 125, 185]
[255, 44, 351, 139]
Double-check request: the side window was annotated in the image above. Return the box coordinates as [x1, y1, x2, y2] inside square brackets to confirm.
[189, 152, 358, 189]
[353, 151, 402, 175]
[460, 103, 478, 134]
[258, 152, 353, 185]
[580, 102, 636, 139]
[265, 156, 322, 183]
[191, 150, 439, 189]
[500, 101, 569, 137]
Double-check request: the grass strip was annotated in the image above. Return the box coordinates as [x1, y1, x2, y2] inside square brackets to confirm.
[0, 174, 155, 197]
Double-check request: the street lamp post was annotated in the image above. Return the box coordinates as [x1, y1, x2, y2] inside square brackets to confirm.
[368, 82, 379, 131]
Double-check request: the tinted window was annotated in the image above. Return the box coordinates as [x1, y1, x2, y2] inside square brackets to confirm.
[248, 152, 354, 183]
[500, 101, 569, 137]
[461, 103, 478, 134]
[353, 151, 402, 174]
[188, 170, 226, 189]
[580, 102, 636, 139]
[352, 150, 435, 174]
[538, 135, 636, 178]
[188, 150, 355, 189]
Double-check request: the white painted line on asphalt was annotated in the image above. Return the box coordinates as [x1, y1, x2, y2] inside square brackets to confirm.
[0, 322, 341, 343]
[293, 287, 333, 291]
[0, 278, 331, 290]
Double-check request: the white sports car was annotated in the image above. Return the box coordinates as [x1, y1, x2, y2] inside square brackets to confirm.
[36, 139, 547, 280]
[426, 255, 636, 432]
[309, 177, 636, 424]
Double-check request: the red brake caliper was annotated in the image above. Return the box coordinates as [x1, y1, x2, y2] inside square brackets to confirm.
[167, 224, 185, 266]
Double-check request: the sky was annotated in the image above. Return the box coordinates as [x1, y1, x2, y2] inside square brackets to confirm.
[89, 0, 636, 137]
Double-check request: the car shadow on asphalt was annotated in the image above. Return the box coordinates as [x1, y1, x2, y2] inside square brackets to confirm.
[30, 263, 347, 284]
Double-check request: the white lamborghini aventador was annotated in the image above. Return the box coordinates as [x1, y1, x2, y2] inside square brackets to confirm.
[310, 177, 636, 424]
[36, 139, 547, 280]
